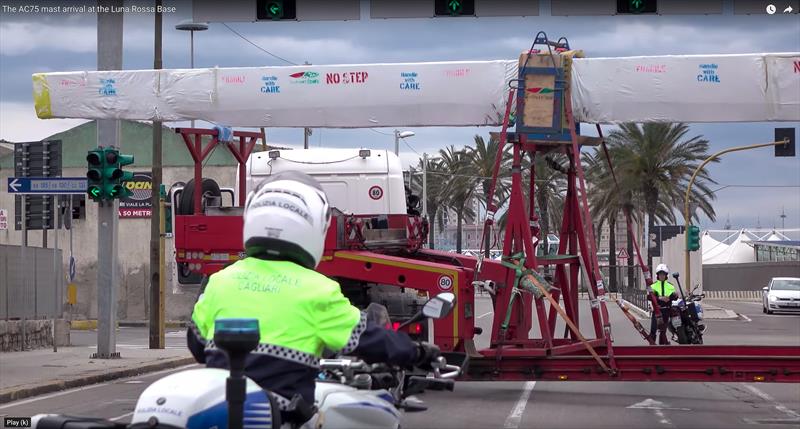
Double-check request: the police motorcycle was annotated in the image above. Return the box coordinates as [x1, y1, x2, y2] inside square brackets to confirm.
[31, 292, 465, 429]
[665, 272, 706, 345]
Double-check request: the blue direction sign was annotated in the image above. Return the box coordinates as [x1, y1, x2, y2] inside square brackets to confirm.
[7, 177, 87, 194]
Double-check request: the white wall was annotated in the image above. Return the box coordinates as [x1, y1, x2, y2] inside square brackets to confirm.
[653, 232, 703, 293]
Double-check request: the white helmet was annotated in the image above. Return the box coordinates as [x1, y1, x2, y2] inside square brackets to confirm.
[243, 171, 331, 269]
[655, 264, 669, 275]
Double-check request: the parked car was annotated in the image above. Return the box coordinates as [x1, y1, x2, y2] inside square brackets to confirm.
[762, 277, 800, 314]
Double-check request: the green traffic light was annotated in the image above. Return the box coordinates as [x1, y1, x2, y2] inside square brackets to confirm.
[88, 186, 101, 199]
[266, 1, 283, 19]
[448, 0, 463, 15]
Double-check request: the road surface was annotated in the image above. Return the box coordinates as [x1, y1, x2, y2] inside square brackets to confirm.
[1, 298, 797, 429]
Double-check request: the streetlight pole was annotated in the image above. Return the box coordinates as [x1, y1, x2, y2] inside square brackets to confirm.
[394, 130, 415, 155]
[175, 20, 208, 129]
[683, 138, 790, 291]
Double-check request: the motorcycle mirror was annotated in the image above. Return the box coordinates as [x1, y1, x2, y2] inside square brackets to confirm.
[671, 272, 680, 279]
[398, 292, 457, 331]
[422, 292, 456, 320]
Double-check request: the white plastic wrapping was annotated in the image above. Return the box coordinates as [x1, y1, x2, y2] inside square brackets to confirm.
[33, 54, 798, 127]
[765, 54, 800, 121]
[571, 53, 800, 123]
[33, 61, 518, 128]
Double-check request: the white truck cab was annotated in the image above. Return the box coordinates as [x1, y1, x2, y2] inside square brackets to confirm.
[241, 148, 407, 215]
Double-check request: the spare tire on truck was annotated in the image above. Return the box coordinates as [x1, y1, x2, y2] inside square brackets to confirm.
[175, 178, 221, 285]
[177, 178, 222, 215]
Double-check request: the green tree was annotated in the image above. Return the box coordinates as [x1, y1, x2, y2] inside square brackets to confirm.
[438, 145, 476, 253]
[410, 156, 449, 249]
[602, 123, 717, 271]
[467, 135, 512, 257]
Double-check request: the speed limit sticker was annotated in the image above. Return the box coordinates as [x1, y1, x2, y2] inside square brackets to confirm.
[437, 275, 453, 291]
[368, 185, 384, 200]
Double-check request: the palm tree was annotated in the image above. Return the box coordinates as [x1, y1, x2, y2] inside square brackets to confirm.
[605, 123, 718, 269]
[409, 156, 449, 249]
[584, 149, 638, 291]
[438, 145, 476, 253]
[467, 135, 512, 257]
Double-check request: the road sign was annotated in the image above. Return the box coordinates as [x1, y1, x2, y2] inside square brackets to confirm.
[0, 209, 7, 230]
[369, 185, 384, 200]
[438, 274, 454, 290]
[7, 177, 88, 195]
[617, 248, 630, 260]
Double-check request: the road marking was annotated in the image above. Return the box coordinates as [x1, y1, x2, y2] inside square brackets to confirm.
[739, 313, 752, 322]
[503, 381, 536, 429]
[109, 411, 134, 422]
[744, 384, 800, 420]
[0, 383, 109, 409]
[627, 398, 689, 426]
[653, 409, 672, 426]
[123, 380, 144, 384]
[627, 398, 690, 411]
[478, 311, 494, 319]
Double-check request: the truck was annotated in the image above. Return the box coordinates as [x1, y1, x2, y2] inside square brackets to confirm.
[170, 145, 433, 340]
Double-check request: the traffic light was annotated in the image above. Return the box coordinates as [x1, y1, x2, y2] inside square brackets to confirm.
[687, 225, 700, 252]
[85, 147, 134, 201]
[775, 128, 796, 157]
[256, 0, 296, 20]
[435, 0, 475, 16]
[86, 148, 112, 201]
[617, 0, 657, 14]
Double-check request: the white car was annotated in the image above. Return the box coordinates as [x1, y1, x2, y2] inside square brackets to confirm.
[762, 277, 800, 314]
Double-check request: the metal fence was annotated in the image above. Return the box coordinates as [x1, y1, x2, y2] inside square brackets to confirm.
[0, 244, 64, 319]
[598, 264, 649, 310]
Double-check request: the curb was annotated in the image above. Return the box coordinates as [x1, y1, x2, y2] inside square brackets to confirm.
[0, 356, 195, 404]
[70, 321, 187, 330]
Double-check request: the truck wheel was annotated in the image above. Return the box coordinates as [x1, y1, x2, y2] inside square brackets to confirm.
[177, 178, 222, 215]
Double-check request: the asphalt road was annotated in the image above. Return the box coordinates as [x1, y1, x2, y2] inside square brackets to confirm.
[1, 298, 797, 429]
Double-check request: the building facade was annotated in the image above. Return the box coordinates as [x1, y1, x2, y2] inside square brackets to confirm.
[0, 121, 242, 321]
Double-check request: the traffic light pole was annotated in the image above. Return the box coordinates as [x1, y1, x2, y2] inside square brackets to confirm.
[94, 0, 123, 359]
[683, 139, 790, 291]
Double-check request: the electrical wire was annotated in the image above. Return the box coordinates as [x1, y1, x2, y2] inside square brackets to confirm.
[403, 139, 421, 156]
[221, 23, 298, 66]
[368, 128, 393, 136]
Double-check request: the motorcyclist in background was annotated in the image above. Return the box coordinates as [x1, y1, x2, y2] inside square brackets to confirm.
[187, 171, 440, 423]
[649, 264, 679, 345]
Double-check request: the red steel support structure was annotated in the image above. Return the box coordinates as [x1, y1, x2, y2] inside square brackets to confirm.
[460, 32, 800, 383]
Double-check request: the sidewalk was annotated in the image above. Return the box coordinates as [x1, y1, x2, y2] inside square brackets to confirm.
[0, 336, 193, 404]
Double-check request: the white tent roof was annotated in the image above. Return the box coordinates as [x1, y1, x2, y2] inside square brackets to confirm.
[703, 229, 756, 264]
[766, 230, 790, 241]
[702, 231, 729, 262]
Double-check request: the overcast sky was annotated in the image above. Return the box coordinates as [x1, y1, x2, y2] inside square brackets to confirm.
[1, 0, 798, 230]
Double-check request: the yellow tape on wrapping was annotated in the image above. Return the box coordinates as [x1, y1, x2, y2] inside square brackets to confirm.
[32, 73, 53, 119]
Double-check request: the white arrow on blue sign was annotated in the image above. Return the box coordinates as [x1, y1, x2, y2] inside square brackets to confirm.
[7, 177, 87, 194]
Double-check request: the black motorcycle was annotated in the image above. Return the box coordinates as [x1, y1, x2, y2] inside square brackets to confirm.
[667, 272, 705, 345]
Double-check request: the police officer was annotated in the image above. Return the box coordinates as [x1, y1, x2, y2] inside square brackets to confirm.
[649, 263, 678, 345]
[187, 171, 440, 420]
